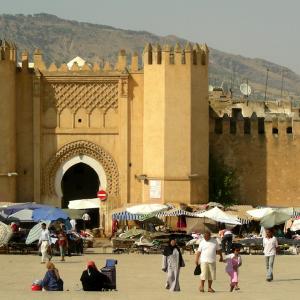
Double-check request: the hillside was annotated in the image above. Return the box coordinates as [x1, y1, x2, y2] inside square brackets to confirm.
[1, 13, 300, 99]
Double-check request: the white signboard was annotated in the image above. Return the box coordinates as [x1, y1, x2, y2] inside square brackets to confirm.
[149, 180, 161, 199]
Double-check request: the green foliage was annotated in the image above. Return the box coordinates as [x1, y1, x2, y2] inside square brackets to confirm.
[209, 155, 238, 207]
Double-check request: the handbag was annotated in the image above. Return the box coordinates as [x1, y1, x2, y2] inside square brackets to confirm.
[194, 264, 201, 275]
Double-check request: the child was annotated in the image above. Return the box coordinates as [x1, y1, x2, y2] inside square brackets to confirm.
[224, 247, 242, 292]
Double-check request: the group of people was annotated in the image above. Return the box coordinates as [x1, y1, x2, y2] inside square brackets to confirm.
[39, 223, 69, 263]
[162, 228, 279, 292]
[39, 260, 109, 291]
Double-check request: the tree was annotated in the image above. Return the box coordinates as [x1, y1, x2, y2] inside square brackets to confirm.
[209, 155, 238, 207]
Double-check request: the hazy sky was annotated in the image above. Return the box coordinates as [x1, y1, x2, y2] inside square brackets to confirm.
[1, 0, 299, 73]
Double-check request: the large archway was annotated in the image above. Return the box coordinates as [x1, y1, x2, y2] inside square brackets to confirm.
[43, 140, 120, 202]
[61, 163, 100, 208]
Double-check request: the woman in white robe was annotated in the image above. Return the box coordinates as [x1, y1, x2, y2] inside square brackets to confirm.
[162, 238, 185, 291]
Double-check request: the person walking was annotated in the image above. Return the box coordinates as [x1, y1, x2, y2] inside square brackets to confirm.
[57, 229, 68, 262]
[263, 228, 279, 282]
[224, 247, 242, 291]
[162, 237, 185, 292]
[220, 228, 233, 255]
[195, 231, 223, 293]
[70, 218, 77, 231]
[38, 223, 52, 264]
[82, 212, 91, 230]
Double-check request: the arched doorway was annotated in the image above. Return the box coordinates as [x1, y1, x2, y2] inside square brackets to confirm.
[61, 163, 100, 208]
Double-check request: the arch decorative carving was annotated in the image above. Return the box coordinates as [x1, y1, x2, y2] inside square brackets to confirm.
[43, 140, 119, 197]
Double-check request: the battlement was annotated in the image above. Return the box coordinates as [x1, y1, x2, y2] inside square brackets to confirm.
[5, 42, 208, 72]
[17, 47, 141, 73]
[143, 42, 209, 66]
[0, 40, 17, 62]
[212, 112, 300, 137]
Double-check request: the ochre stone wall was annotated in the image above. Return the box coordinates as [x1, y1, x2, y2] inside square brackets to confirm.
[0, 41, 209, 217]
[0, 42, 17, 202]
[210, 114, 300, 207]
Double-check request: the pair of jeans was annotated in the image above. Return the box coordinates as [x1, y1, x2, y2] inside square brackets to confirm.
[222, 235, 233, 254]
[265, 255, 275, 280]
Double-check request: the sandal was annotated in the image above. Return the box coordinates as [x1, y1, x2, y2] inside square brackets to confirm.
[199, 288, 205, 293]
[208, 288, 215, 293]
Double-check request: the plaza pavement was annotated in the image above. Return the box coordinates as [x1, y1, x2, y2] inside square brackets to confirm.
[0, 249, 300, 300]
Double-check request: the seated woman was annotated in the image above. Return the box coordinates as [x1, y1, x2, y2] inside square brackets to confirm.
[80, 261, 108, 291]
[41, 262, 63, 291]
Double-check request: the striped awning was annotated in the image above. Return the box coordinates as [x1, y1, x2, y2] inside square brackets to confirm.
[25, 220, 51, 245]
[293, 209, 300, 218]
[111, 211, 143, 221]
[238, 217, 251, 224]
[157, 209, 204, 218]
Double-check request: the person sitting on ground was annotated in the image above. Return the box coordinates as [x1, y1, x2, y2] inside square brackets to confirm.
[80, 261, 109, 291]
[41, 262, 63, 291]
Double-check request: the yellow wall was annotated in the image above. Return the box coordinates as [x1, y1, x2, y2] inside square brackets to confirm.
[0, 46, 17, 202]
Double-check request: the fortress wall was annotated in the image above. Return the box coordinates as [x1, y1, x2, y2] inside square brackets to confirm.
[211, 114, 300, 206]
[15, 51, 34, 202]
[0, 41, 17, 202]
[143, 43, 209, 204]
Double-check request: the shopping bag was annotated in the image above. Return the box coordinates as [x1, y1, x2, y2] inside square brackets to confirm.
[194, 264, 201, 275]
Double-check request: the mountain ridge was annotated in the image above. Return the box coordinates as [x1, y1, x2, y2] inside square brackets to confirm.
[1, 13, 300, 99]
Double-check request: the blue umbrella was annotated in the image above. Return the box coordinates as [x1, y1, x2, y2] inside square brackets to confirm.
[32, 207, 69, 222]
[2, 203, 53, 215]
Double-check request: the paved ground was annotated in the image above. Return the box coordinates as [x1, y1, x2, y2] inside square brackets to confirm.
[1, 249, 300, 300]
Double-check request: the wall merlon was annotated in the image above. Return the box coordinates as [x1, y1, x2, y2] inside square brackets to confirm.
[81, 62, 91, 71]
[70, 62, 80, 71]
[116, 49, 127, 71]
[21, 50, 29, 69]
[131, 52, 139, 72]
[92, 62, 101, 71]
[0, 39, 17, 62]
[142, 42, 208, 67]
[33, 48, 46, 70]
[103, 61, 112, 71]
[58, 63, 68, 72]
[48, 63, 58, 72]
[143, 43, 152, 65]
[152, 44, 162, 65]
[213, 113, 300, 137]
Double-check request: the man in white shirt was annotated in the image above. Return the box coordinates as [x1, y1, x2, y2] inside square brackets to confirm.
[38, 223, 52, 264]
[70, 218, 77, 231]
[82, 212, 91, 229]
[263, 228, 279, 282]
[195, 231, 223, 293]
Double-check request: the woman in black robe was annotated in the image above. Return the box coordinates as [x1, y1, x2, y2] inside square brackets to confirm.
[80, 261, 108, 291]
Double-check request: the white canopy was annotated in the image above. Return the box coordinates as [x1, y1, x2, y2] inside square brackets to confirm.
[126, 204, 168, 215]
[247, 207, 293, 228]
[68, 198, 100, 209]
[10, 209, 33, 221]
[196, 207, 241, 225]
[247, 207, 274, 219]
[291, 219, 300, 231]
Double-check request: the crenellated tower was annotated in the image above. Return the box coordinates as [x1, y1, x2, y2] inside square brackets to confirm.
[0, 40, 17, 202]
[142, 42, 209, 204]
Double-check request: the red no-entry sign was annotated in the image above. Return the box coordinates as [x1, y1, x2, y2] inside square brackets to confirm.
[97, 189, 107, 201]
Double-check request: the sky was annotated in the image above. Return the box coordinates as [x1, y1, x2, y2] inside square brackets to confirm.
[0, 0, 300, 73]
